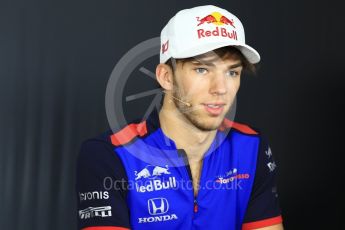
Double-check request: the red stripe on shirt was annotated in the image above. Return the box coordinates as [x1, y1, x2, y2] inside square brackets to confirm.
[242, 215, 283, 230]
[219, 118, 258, 135]
[110, 121, 147, 146]
[82, 227, 130, 230]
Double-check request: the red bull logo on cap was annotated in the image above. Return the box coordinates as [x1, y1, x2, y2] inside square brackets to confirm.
[196, 12, 235, 28]
[196, 12, 237, 41]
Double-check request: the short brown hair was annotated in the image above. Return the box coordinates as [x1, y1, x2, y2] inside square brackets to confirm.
[165, 46, 256, 74]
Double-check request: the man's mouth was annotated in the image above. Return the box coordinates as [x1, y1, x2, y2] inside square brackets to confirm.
[202, 103, 225, 115]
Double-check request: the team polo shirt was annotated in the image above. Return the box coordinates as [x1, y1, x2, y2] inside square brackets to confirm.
[76, 110, 283, 230]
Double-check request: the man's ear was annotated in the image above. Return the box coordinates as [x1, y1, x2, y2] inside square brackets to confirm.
[156, 63, 174, 91]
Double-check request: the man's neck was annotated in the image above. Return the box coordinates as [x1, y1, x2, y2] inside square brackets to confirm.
[158, 105, 217, 162]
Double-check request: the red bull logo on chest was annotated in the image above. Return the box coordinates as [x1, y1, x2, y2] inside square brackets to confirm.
[134, 165, 177, 193]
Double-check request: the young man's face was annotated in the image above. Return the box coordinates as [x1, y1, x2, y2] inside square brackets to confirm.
[171, 51, 243, 131]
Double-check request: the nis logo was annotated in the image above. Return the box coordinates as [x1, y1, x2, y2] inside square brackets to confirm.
[196, 12, 237, 40]
[134, 165, 177, 193]
[79, 191, 109, 202]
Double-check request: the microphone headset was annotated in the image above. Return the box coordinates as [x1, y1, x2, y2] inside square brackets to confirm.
[162, 90, 192, 107]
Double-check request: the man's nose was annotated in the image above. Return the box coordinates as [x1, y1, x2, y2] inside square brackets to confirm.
[209, 73, 227, 95]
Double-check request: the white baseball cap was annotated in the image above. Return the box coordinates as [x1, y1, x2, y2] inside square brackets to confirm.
[160, 5, 260, 64]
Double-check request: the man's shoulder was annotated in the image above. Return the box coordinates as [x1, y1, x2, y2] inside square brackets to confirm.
[78, 129, 115, 164]
[77, 129, 129, 177]
[81, 129, 114, 147]
[81, 119, 149, 150]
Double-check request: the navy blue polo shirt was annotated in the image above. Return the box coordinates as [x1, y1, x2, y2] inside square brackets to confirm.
[76, 110, 282, 230]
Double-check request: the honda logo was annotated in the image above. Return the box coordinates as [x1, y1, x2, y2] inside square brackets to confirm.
[148, 198, 169, 215]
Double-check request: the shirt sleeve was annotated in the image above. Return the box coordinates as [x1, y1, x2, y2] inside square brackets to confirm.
[76, 139, 130, 230]
[242, 137, 283, 229]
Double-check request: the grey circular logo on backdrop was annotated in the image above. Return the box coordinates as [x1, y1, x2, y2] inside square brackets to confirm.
[105, 37, 237, 167]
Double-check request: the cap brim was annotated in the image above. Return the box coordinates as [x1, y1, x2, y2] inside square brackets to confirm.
[171, 41, 260, 64]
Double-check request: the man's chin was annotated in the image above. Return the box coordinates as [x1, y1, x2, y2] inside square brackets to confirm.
[189, 116, 225, 131]
[175, 103, 228, 131]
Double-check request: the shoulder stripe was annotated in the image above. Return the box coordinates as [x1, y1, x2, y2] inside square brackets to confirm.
[242, 215, 283, 230]
[219, 118, 258, 135]
[110, 121, 147, 146]
[82, 227, 129, 230]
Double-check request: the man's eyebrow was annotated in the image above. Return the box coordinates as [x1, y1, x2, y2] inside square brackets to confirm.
[191, 60, 243, 69]
[191, 60, 215, 67]
[228, 62, 243, 69]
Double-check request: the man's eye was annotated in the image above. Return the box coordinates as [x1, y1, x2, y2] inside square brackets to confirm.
[195, 68, 208, 74]
[227, 70, 239, 77]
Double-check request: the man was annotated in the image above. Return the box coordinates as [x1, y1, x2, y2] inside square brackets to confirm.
[76, 5, 283, 230]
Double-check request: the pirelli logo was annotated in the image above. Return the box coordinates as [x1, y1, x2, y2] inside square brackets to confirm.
[79, 206, 112, 219]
